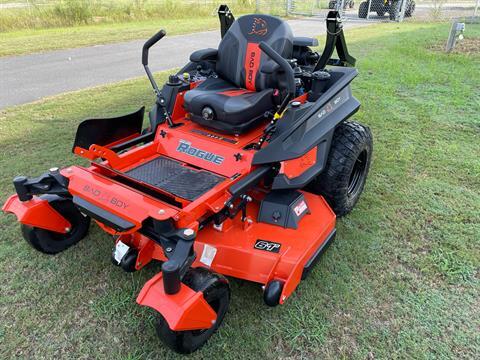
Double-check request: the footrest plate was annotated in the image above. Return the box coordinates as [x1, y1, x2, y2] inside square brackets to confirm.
[125, 156, 224, 201]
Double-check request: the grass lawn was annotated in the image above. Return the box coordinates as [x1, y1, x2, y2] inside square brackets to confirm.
[0, 0, 258, 57]
[0, 17, 220, 57]
[0, 22, 479, 359]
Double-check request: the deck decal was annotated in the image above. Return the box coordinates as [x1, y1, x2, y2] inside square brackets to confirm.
[254, 240, 281, 253]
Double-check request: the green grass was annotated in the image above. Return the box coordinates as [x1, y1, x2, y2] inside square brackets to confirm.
[0, 0, 257, 57]
[0, 0, 255, 31]
[0, 22, 479, 358]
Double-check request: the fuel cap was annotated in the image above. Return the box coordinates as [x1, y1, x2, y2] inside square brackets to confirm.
[167, 74, 181, 85]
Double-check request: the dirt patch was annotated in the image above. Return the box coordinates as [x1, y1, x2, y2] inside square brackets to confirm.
[429, 37, 480, 55]
[454, 38, 480, 54]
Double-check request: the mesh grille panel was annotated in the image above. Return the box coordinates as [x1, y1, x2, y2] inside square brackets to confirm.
[125, 157, 224, 201]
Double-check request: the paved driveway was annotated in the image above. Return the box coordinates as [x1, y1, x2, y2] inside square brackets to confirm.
[0, 19, 372, 109]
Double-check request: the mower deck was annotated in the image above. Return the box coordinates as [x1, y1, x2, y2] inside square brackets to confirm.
[124, 156, 224, 201]
[123, 190, 336, 304]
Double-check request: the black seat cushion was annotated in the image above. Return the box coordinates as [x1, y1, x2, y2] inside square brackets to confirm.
[184, 77, 274, 134]
[183, 14, 293, 134]
[216, 14, 293, 90]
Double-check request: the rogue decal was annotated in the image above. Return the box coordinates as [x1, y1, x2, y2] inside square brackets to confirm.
[176, 140, 224, 165]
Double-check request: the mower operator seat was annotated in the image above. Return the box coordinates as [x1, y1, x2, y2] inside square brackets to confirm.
[183, 14, 293, 134]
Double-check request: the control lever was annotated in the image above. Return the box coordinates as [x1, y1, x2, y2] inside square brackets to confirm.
[142, 29, 178, 128]
[255, 42, 296, 149]
[142, 29, 166, 97]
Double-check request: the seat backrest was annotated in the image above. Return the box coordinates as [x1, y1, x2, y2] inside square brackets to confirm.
[216, 14, 293, 92]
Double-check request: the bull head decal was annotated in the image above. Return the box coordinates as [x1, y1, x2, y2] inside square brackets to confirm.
[248, 18, 268, 36]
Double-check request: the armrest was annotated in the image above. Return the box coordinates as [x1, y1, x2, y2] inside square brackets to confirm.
[190, 48, 218, 62]
[260, 61, 281, 74]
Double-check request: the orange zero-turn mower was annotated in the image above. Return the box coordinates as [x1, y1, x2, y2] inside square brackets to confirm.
[3, 7, 372, 354]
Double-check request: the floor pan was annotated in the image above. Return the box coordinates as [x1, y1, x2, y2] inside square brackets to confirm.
[124, 156, 224, 201]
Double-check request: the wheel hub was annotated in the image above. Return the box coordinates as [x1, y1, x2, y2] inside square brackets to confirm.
[348, 149, 367, 197]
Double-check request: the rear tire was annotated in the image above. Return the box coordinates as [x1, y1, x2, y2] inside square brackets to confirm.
[389, 1, 401, 20]
[405, 0, 415, 17]
[358, 1, 368, 18]
[308, 121, 372, 217]
[21, 199, 90, 254]
[155, 268, 230, 354]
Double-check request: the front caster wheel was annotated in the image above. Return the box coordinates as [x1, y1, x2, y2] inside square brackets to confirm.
[308, 120, 372, 217]
[21, 199, 90, 254]
[263, 280, 284, 307]
[155, 268, 230, 354]
[111, 247, 138, 272]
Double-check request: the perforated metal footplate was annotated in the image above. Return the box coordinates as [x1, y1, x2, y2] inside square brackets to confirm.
[125, 156, 224, 201]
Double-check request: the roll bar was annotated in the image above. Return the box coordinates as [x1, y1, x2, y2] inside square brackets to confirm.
[218, 4, 235, 38]
[314, 11, 356, 71]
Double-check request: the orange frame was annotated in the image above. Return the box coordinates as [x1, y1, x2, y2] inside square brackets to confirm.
[3, 89, 336, 332]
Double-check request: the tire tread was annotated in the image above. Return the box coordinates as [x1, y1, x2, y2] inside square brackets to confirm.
[309, 120, 372, 217]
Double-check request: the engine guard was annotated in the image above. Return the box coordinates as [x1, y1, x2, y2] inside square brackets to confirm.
[2, 195, 71, 234]
[137, 272, 217, 331]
